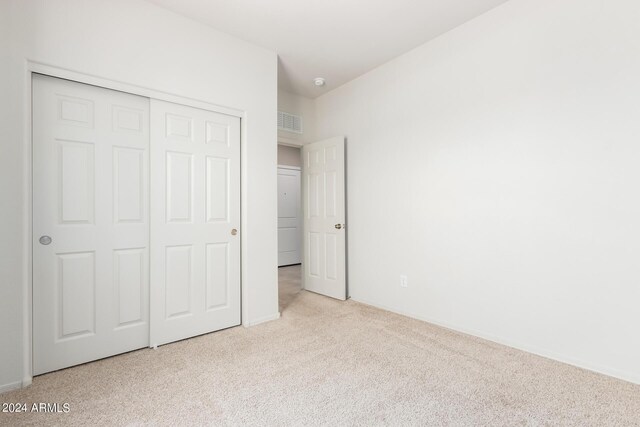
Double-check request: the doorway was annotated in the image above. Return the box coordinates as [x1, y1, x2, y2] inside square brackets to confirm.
[277, 144, 303, 311]
[277, 138, 348, 312]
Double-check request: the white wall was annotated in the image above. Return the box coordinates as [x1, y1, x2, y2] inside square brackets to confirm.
[315, 0, 640, 384]
[0, 0, 278, 391]
[278, 145, 302, 167]
[278, 90, 316, 145]
[0, 0, 25, 394]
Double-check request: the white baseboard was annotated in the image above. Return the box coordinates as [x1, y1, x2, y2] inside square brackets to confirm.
[244, 312, 280, 327]
[0, 380, 23, 394]
[351, 297, 640, 385]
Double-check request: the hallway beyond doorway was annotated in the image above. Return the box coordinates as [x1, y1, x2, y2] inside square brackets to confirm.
[278, 264, 302, 312]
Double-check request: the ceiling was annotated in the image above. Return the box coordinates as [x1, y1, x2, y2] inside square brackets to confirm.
[147, 0, 509, 98]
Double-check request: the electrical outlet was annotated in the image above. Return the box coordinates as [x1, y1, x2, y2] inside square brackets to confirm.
[400, 275, 408, 288]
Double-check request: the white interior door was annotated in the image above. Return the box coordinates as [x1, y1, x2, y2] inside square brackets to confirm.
[278, 167, 302, 266]
[150, 99, 241, 347]
[33, 74, 150, 375]
[302, 137, 346, 300]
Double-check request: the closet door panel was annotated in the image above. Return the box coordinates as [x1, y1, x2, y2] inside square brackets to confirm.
[150, 99, 241, 346]
[33, 74, 150, 375]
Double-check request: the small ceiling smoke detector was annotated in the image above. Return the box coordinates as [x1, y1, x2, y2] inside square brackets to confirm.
[313, 77, 326, 87]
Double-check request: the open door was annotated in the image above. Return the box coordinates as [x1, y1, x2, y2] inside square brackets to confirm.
[302, 136, 346, 300]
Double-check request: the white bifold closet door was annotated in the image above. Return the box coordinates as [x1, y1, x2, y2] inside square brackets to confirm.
[150, 100, 241, 347]
[33, 74, 151, 375]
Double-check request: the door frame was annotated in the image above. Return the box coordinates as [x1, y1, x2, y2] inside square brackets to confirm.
[22, 61, 248, 386]
[277, 140, 304, 282]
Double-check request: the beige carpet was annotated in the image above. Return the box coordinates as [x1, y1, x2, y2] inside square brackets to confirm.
[2, 265, 639, 426]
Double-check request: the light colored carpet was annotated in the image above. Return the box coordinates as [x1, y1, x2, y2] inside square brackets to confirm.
[2, 265, 639, 426]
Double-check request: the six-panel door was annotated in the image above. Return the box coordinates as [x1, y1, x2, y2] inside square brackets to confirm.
[302, 137, 347, 300]
[149, 100, 241, 347]
[33, 75, 242, 374]
[32, 75, 151, 375]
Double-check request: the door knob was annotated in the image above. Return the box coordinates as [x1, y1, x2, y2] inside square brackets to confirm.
[335, 224, 342, 230]
[231, 228, 238, 236]
[39, 235, 52, 245]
